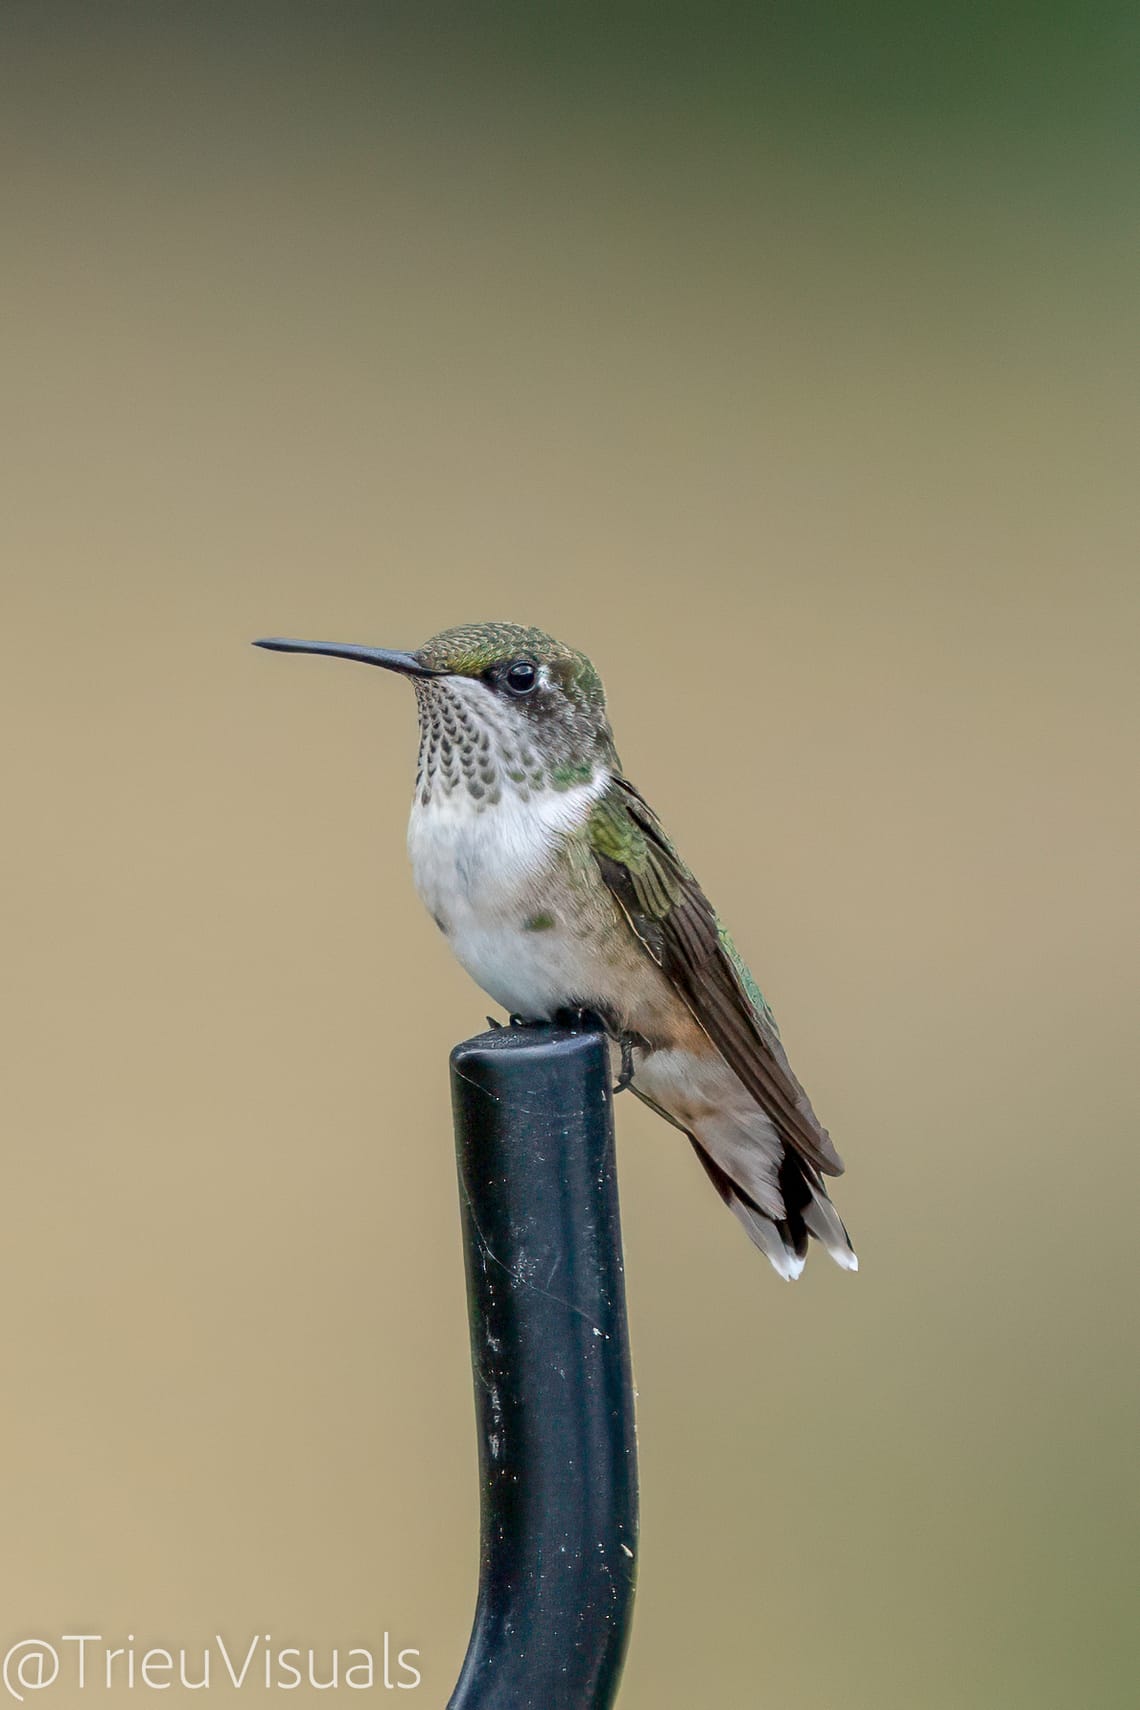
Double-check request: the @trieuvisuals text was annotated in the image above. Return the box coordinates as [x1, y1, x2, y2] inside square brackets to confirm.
[2, 1632, 422, 1698]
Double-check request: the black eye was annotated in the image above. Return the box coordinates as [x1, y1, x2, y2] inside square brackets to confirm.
[503, 660, 538, 695]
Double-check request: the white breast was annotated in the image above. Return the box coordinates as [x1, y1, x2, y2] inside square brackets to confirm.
[406, 776, 610, 1016]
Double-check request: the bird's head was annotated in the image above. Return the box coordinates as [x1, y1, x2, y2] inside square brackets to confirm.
[254, 621, 618, 801]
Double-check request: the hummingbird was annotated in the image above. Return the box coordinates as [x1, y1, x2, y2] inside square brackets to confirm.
[254, 623, 856, 1280]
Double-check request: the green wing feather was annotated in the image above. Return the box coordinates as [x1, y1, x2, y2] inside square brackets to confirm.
[588, 777, 844, 1177]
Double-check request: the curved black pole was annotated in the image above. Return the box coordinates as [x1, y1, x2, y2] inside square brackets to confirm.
[447, 1016, 638, 1710]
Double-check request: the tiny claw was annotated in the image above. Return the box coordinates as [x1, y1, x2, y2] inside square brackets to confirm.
[486, 1016, 505, 1030]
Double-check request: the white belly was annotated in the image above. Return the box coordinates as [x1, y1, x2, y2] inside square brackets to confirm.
[439, 916, 609, 1018]
[406, 778, 609, 1018]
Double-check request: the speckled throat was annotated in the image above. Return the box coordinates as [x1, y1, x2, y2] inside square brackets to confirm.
[411, 676, 599, 809]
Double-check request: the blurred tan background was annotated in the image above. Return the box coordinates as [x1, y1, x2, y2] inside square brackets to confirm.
[2, 5, 1138, 1706]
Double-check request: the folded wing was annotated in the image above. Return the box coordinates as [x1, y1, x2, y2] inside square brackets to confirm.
[588, 776, 844, 1178]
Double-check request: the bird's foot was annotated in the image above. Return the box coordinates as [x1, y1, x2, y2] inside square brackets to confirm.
[553, 1006, 597, 1031]
[613, 1030, 640, 1095]
[491, 1010, 603, 1032]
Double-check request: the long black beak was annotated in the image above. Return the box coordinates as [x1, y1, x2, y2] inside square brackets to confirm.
[252, 637, 439, 677]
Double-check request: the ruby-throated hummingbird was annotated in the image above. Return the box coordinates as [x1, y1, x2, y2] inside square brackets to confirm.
[255, 623, 856, 1280]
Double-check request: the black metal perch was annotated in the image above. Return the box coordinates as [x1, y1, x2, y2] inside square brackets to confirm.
[446, 1015, 639, 1710]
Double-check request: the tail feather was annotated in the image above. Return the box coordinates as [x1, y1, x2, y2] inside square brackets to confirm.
[803, 1180, 859, 1272]
[691, 1134, 857, 1280]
